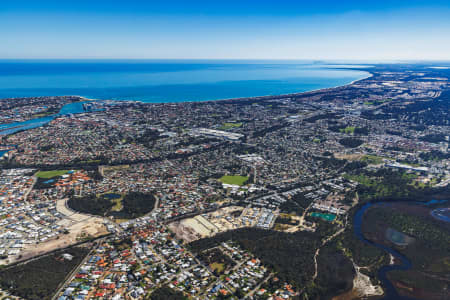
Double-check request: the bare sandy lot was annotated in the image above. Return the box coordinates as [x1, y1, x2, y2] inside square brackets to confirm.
[169, 206, 244, 243]
[3, 199, 108, 264]
[334, 153, 364, 161]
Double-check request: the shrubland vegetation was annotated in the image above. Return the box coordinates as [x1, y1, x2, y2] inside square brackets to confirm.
[188, 226, 376, 299]
[68, 194, 113, 216]
[419, 133, 447, 143]
[419, 150, 450, 161]
[312, 241, 355, 299]
[338, 137, 364, 148]
[119, 192, 157, 218]
[68, 191, 156, 218]
[345, 169, 446, 203]
[304, 113, 339, 123]
[328, 125, 369, 135]
[362, 205, 450, 299]
[148, 286, 187, 300]
[197, 248, 235, 275]
[190, 228, 334, 291]
[0, 247, 89, 300]
[380, 91, 450, 126]
[364, 207, 450, 252]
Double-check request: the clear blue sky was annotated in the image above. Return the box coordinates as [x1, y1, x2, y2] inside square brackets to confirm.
[1, 0, 450, 60]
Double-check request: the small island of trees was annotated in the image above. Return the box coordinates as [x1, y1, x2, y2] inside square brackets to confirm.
[68, 191, 156, 219]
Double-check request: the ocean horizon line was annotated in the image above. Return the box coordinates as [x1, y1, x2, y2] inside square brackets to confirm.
[0, 61, 370, 103]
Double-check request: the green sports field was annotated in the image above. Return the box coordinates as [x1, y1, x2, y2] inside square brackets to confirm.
[35, 170, 70, 178]
[218, 175, 249, 186]
[219, 122, 243, 130]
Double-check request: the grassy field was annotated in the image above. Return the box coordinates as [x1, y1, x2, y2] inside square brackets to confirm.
[111, 198, 123, 211]
[35, 170, 70, 178]
[364, 98, 392, 106]
[219, 175, 249, 186]
[339, 126, 355, 134]
[219, 122, 243, 130]
[100, 193, 124, 211]
[210, 262, 225, 273]
[361, 155, 385, 164]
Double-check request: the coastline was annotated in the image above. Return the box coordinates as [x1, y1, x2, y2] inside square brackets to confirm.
[0, 68, 372, 136]
[64, 69, 373, 105]
[0, 66, 372, 105]
[200, 71, 373, 105]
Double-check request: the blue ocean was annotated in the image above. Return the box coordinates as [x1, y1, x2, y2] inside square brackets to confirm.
[0, 60, 369, 102]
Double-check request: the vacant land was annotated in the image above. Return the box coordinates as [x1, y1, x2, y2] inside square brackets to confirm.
[219, 175, 249, 186]
[4, 199, 108, 264]
[169, 206, 245, 242]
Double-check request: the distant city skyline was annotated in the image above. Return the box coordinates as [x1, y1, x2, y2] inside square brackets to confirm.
[1, 0, 450, 60]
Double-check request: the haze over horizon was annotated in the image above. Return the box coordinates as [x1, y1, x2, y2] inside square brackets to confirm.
[1, 0, 450, 61]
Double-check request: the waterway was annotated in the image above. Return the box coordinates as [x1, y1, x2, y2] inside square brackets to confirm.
[102, 193, 122, 200]
[0, 101, 88, 136]
[353, 202, 415, 300]
[431, 207, 450, 223]
[0, 61, 370, 137]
